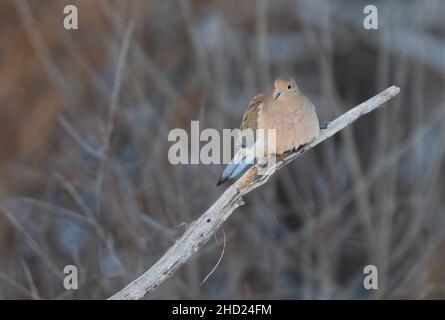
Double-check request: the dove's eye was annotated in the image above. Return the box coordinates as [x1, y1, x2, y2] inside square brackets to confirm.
[287, 84, 292, 89]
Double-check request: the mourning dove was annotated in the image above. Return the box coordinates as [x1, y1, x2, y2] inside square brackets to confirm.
[217, 77, 320, 186]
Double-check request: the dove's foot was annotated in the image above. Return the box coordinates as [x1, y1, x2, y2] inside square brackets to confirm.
[320, 121, 329, 130]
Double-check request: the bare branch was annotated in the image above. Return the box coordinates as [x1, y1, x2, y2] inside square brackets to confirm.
[109, 85, 400, 300]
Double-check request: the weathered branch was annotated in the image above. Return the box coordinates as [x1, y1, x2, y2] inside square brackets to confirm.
[109, 85, 400, 300]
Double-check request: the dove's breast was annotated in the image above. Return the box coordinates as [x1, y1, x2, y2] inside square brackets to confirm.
[258, 97, 319, 155]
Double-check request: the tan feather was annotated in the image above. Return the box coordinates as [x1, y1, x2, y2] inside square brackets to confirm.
[240, 92, 268, 131]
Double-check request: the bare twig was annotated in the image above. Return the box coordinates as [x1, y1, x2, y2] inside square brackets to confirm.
[109, 85, 400, 300]
[200, 228, 226, 285]
[0, 204, 62, 279]
[96, 21, 134, 214]
[57, 115, 105, 159]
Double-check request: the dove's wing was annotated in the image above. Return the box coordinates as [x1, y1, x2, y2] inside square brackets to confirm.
[217, 92, 269, 186]
[241, 92, 268, 131]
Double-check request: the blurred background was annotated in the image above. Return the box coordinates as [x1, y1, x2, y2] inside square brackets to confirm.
[0, 0, 444, 299]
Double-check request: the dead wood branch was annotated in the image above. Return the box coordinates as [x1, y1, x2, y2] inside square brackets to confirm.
[109, 85, 400, 300]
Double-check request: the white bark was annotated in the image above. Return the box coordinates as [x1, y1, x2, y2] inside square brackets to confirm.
[109, 85, 400, 300]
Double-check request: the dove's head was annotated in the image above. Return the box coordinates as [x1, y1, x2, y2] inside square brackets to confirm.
[273, 77, 300, 101]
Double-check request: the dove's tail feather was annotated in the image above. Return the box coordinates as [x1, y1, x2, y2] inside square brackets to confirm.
[217, 148, 255, 186]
